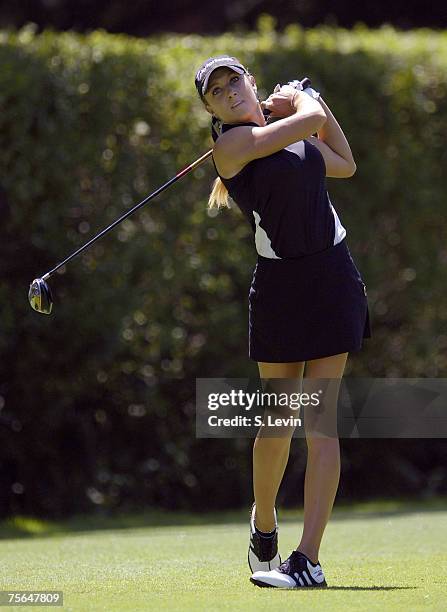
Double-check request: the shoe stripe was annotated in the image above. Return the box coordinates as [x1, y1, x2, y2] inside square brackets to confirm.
[293, 570, 318, 586]
[303, 571, 312, 585]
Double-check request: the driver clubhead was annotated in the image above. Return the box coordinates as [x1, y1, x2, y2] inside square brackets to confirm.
[28, 278, 53, 315]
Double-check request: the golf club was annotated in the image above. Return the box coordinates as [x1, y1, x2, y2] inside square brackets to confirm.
[28, 76, 312, 315]
[28, 148, 213, 314]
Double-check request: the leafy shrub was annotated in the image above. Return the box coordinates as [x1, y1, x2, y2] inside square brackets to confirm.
[1, 23, 446, 517]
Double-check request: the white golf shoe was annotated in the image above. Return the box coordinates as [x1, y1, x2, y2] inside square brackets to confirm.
[251, 550, 327, 588]
[248, 503, 281, 573]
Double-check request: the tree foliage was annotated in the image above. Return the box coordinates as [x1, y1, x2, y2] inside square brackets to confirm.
[1, 24, 446, 518]
[1, 1, 447, 35]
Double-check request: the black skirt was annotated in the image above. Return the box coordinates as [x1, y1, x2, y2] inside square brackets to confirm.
[248, 239, 371, 363]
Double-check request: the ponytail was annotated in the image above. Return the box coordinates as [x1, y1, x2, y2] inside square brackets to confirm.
[208, 176, 230, 209]
[207, 114, 230, 209]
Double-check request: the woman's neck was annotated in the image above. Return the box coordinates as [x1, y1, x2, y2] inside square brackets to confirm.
[228, 103, 266, 127]
[250, 103, 267, 126]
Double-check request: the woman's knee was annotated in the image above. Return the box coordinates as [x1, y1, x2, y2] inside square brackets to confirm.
[300, 354, 348, 438]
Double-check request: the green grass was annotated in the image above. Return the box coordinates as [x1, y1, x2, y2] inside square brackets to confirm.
[0, 499, 446, 611]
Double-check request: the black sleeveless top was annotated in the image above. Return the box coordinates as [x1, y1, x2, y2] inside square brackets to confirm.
[212, 122, 346, 259]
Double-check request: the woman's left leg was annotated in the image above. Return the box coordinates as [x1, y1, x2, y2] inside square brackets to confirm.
[253, 360, 305, 532]
[296, 352, 348, 564]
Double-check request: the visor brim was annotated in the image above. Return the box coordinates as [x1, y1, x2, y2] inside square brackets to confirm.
[201, 65, 245, 96]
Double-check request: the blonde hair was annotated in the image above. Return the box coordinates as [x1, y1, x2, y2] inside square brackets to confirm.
[208, 176, 230, 209]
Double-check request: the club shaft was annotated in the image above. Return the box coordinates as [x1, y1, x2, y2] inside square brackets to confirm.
[42, 149, 213, 281]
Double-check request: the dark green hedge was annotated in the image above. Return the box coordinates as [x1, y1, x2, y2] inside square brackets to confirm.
[1, 23, 446, 517]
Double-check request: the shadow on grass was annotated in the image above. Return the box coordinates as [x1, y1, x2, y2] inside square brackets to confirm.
[0, 496, 445, 541]
[251, 584, 416, 592]
[324, 586, 416, 591]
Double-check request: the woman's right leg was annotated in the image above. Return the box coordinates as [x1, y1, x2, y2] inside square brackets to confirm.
[253, 361, 305, 532]
[294, 352, 348, 563]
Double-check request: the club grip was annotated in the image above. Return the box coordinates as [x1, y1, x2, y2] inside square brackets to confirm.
[263, 76, 312, 118]
[300, 77, 312, 90]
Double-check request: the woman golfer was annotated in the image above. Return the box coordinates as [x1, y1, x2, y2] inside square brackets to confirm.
[194, 55, 371, 588]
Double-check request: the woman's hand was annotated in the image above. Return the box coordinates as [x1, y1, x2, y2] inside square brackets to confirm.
[261, 84, 301, 118]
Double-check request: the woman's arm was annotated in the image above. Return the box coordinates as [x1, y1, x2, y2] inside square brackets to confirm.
[315, 97, 356, 167]
[213, 89, 326, 177]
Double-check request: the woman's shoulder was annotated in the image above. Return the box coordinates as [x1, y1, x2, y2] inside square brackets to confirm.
[212, 150, 252, 181]
[212, 121, 262, 179]
[212, 135, 253, 181]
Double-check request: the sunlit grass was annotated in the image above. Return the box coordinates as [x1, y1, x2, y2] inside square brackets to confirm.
[0, 499, 446, 611]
